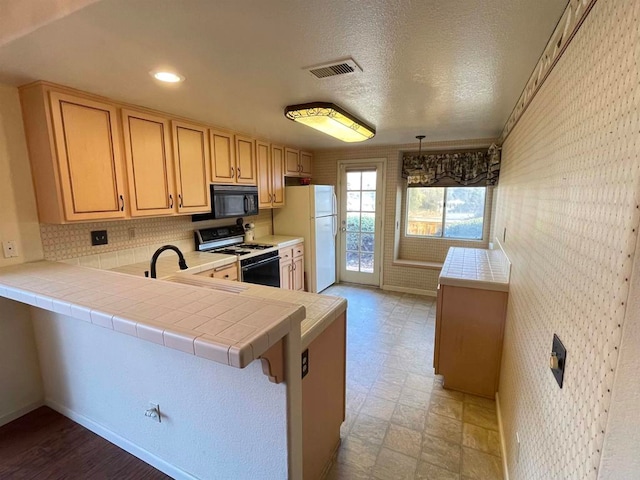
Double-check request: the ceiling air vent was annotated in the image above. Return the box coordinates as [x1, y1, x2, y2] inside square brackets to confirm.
[306, 58, 362, 79]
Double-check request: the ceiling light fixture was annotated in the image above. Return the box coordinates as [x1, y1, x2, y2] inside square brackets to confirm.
[284, 102, 375, 143]
[151, 70, 185, 83]
[416, 135, 425, 156]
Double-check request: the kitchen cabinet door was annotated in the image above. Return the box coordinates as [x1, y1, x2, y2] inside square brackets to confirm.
[285, 148, 300, 176]
[271, 144, 285, 208]
[280, 259, 292, 290]
[293, 256, 304, 291]
[256, 140, 272, 208]
[49, 91, 127, 221]
[235, 135, 257, 185]
[299, 151, 313, 177]
[172, 121, 211, 214]
[210, 129, 235, 183]
[121, 109, 175, 216]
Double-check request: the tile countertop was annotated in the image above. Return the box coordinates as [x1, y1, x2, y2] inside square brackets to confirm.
[252, 235, 304, 249]
[439, 247, 511, 292]
[0, 261, 306, 369]
[110, 250, 237, 279]
[167, 273, 347, 349]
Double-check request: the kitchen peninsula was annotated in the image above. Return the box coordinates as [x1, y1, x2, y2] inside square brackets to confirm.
[0, 260, 346, 480]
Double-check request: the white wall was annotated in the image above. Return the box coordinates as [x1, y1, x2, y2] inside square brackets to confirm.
[0, 83, 45, 424]
[0, 298, 43, 425]
[31, 308, 289, 480]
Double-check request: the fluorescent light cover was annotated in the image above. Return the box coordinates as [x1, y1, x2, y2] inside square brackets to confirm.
[284, 103, 375, 142]
[151, 71, 184, 83]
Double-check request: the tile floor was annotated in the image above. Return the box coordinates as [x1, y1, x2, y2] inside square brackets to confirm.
[322, 284, 504, 480]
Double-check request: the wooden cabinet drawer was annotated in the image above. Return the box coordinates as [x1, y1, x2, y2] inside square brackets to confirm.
[279, 247, 293, 261]
[293, 243, 304, 258]
[197, 263, 238, 281]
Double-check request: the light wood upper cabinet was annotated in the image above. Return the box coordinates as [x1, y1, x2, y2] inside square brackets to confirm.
[30, 90, 127, 222]
[121, 109, 175, 216]
[285, 147, 313, 177]
[171, 121, 211, 214]
[235, 135, 257, 185]
[300, 151, 313, 177]
[256, 140, 272, 209]
[210, 129, 235, 183]
[271, 144, 285, 208]
[285, 148, 300, 176]
[256, 141, 286, 209]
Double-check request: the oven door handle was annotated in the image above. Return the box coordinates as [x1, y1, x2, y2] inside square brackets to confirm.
[242, 256, 281, 271]
[244, 196, 249, 213]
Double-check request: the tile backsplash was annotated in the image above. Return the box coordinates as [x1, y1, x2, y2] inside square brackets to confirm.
[40, 210, 273, 262]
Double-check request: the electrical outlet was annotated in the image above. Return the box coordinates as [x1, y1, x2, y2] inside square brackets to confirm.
[91, 230, 108, 246]
[301, 349, 309, 378]
[516, 432, 521, 463]
[2, 240, 18, 258]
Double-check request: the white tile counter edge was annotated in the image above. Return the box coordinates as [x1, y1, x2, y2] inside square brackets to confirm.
[0, 261, 306, 369]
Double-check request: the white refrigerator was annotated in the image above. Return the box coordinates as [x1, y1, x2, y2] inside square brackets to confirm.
[273, 185, 337, 293]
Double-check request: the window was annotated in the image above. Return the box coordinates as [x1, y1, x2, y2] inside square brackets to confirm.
[406, 186, 486, 240]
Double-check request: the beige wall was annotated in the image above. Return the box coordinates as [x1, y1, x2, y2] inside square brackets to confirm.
[0, 83, 44, 424]
[492, 0, 640, 478]
[313, 139, 494, 293]
[0, 83, 43, 266]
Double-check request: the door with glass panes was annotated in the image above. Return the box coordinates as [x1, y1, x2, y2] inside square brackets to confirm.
[338, 162, 384, 285]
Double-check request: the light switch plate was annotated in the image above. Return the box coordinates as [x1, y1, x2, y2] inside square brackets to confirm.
[550, 334, 567, 388]
[2, 240, 18, 258]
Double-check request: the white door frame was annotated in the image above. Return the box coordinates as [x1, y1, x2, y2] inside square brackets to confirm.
[336, 158, 387, 287]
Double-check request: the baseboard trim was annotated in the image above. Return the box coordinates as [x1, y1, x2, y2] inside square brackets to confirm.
[381, 284, 436, 297]
[0, 400, 44, 427]
[45, 399, 197, 480]
[496, 392, 510, 480]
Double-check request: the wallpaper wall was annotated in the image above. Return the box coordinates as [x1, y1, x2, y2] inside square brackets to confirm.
[313, 139, 495, 293]
[492, 0, 640, 478]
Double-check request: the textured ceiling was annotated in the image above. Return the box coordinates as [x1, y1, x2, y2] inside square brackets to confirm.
[0, 0, 567, 149]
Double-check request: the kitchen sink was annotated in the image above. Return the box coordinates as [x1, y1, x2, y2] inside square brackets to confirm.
[164, 275, 248, 294]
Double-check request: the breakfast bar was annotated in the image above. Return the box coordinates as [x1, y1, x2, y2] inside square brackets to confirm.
[0, 260, 346, 480]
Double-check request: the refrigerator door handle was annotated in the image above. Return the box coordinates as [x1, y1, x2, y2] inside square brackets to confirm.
[333, 215, 337, 237]
[332, 192, 338, 216]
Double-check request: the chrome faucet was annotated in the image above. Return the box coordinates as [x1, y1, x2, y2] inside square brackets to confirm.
[148, 245, 188, 279]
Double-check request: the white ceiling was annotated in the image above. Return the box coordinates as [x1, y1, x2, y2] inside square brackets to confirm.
[0, 0, 567, 149]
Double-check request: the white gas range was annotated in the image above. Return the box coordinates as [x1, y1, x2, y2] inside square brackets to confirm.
[194, 225, 280, 287]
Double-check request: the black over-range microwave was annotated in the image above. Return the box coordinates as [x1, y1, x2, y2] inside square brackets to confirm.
[192, 184, 259, 221]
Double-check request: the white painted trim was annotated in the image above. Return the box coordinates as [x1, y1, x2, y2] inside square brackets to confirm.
[496, 392, 510, 480]
[45, 398, 198, 480]
[335, 158, 387, 288]
[381, 284, 436, 297]
[0, 400, 44, 427]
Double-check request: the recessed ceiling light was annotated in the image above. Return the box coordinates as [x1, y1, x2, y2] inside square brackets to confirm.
[151, 71, 184, 83]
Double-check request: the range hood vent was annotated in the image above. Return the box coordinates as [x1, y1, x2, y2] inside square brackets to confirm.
[307, 58, 362, 79]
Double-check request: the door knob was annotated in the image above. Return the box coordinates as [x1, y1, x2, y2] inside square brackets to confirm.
[340, 227, 347, 232]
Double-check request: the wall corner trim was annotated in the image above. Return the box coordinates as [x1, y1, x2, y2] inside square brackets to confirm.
[496, 392, 510, 480]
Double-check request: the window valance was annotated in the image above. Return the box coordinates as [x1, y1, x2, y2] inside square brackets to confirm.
[402, 144, 501, 187]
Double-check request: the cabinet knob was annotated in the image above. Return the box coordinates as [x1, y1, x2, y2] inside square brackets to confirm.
[178, 194, 183, 208]
[231, 167, 235, 178]
[119, 195, 125, 211]
[237, 167, 241, 178]
[169, 194, 174, 208]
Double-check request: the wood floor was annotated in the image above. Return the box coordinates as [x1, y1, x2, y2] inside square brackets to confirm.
[0, 407, 170, 479]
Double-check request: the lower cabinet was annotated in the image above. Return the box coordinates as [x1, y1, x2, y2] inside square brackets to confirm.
[434, 284, 508, 398]
[196, 262, 238, 281]
[279, 242, 304, 291]
[302, 312, 346, 480]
